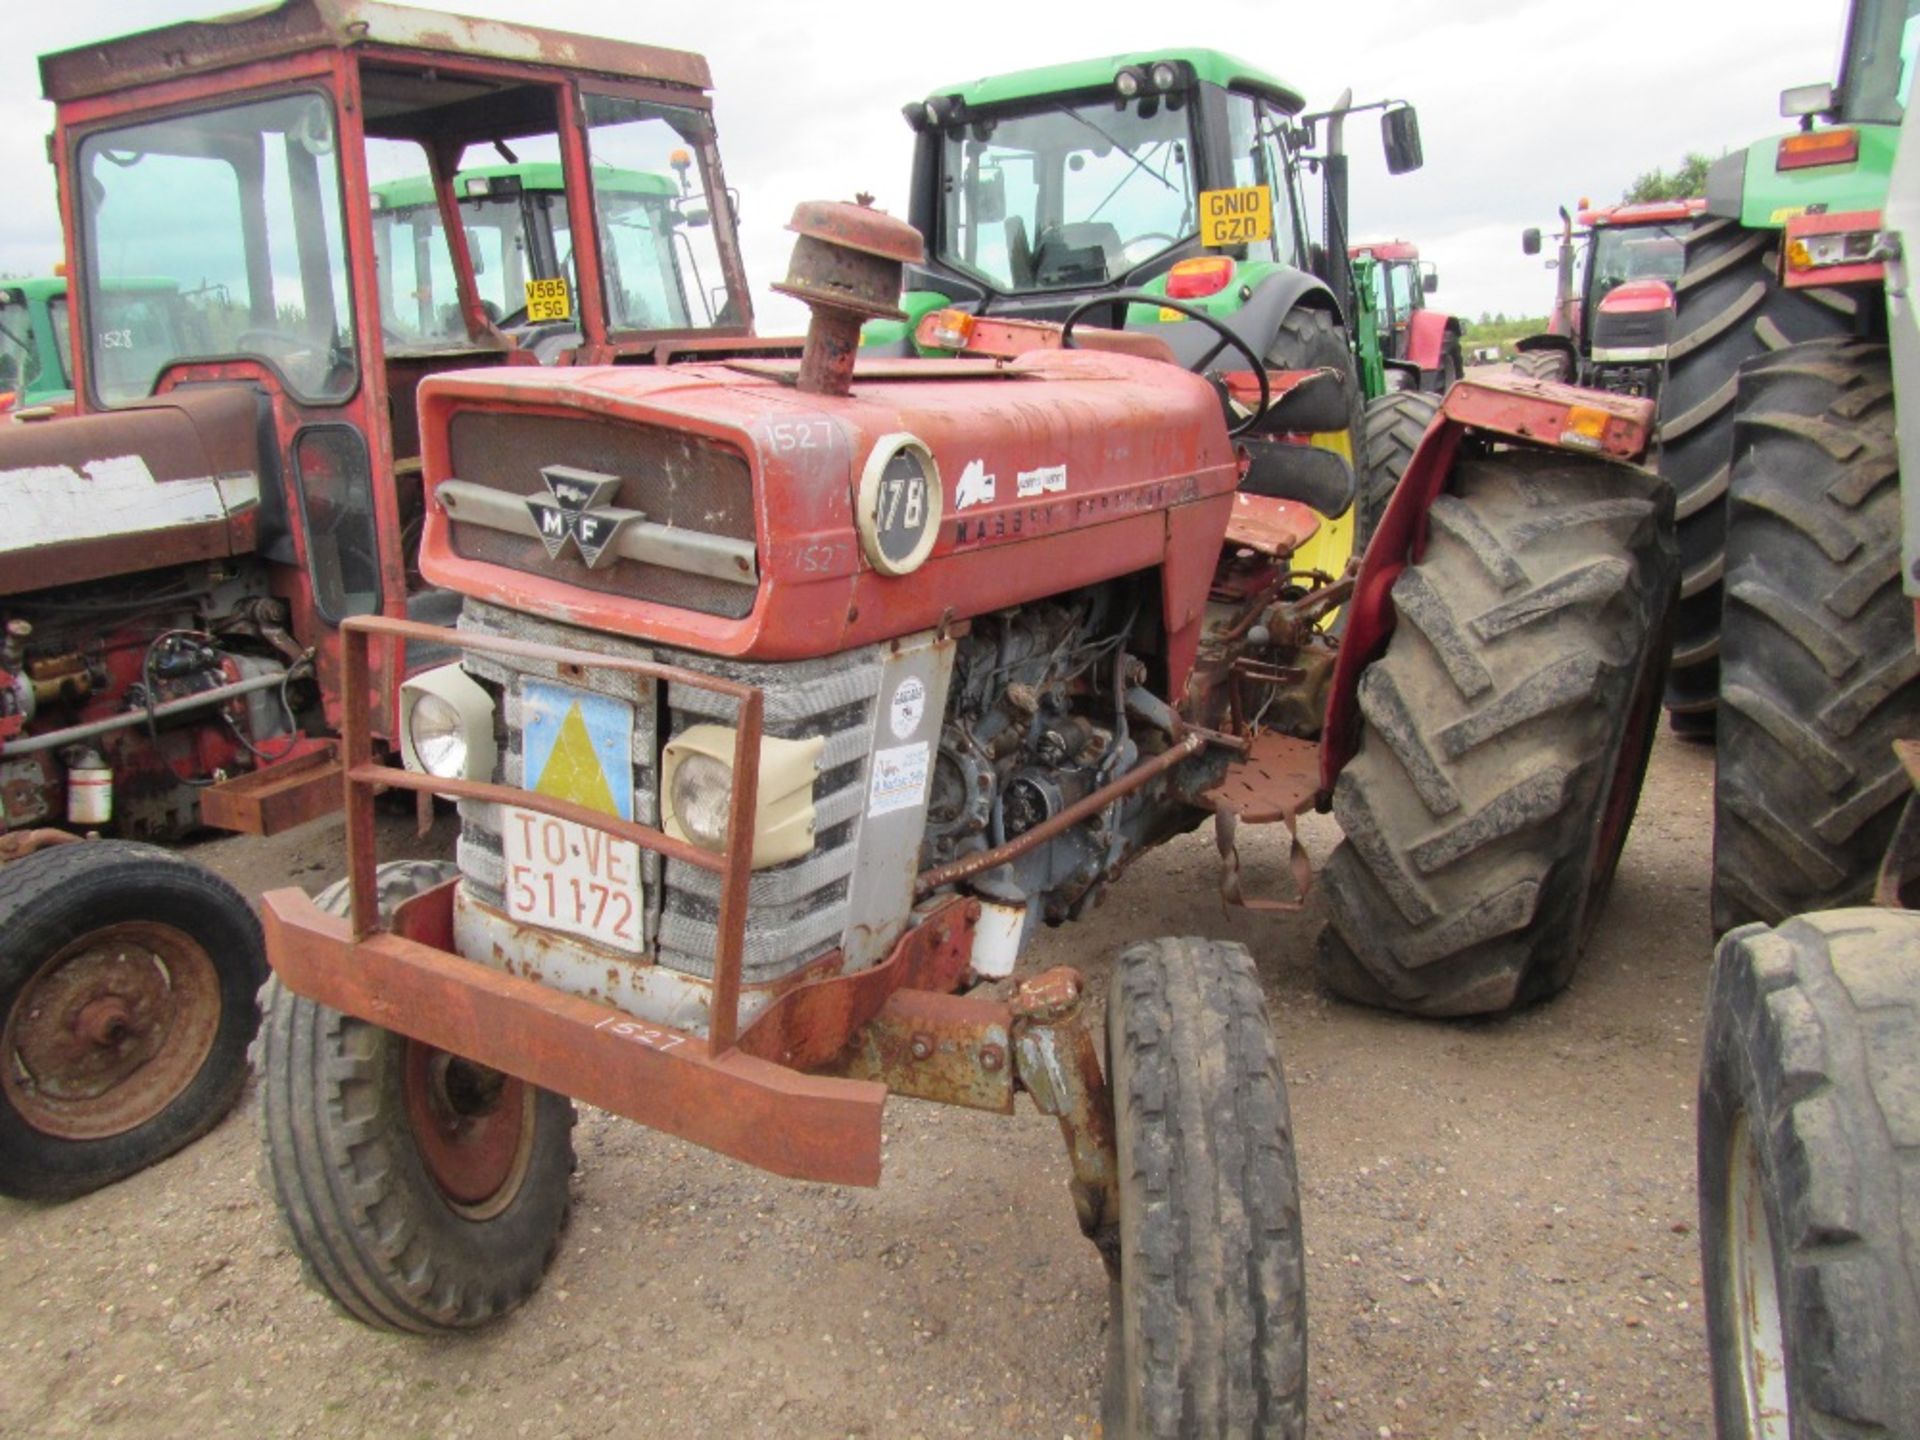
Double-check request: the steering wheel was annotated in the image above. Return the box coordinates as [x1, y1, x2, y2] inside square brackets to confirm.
[1059, 290, 1270, 438]
[1121, 231, 1180, 264]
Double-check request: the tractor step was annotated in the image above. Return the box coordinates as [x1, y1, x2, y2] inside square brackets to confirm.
[199, 740, 343, 836]
[1197, 731, 1319, 824]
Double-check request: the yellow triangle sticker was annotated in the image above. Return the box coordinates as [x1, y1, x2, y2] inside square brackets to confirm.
[533, 702, 620, 817]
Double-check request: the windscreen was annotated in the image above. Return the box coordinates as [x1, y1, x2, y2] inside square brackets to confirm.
[937, 94, 1198, 293]
[1838, 0, 1920, 123]
[77, 92, 355, 406]
[1590, 226, 1687, 296]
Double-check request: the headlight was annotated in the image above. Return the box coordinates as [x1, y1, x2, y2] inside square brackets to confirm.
[668, 752, 734, 850]
[662, 724, 824, 868]
[408, 692, 467, 778]
[399, 662, 497, 781]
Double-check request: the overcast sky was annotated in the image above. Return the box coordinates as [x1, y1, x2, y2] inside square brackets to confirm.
[0, 0, 1847, 332]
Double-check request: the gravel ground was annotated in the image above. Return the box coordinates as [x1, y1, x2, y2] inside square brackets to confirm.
[0, 728, 1716, 1438]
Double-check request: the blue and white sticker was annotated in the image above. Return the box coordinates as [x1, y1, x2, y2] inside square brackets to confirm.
[1017, 463, 1067, 498]
[868, 740, 931, 816]
[889, 676, 927, 739]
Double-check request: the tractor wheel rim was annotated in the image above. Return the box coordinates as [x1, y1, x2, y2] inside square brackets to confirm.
[2, 922, 222, 1140]
[401, 1039, 534, 1221]
[1729, 1113, 1791, 1439]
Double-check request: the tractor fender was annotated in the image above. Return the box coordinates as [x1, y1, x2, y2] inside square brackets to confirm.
[1402, 309, 1457, 373]
[1148, 269, 1341, 370]
[1514, 332, 1576, 360]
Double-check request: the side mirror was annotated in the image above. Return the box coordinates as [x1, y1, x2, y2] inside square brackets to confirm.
[1381, 104, 1423, 175]
[1780, 81, 1835, 119]
[1521, 227, 1542, 256]
[975, 166, 1007, 225]
[1421, 265, 1438, 294]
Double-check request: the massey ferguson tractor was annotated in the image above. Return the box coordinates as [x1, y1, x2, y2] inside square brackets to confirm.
[867, 51, 1430, 587]
[1695, 61, 1916, 1438]
[1652, 0, 1911, 735]
[0, 0, 773, 1201]
[1348, 238, 1465, 392]
[252, 198, 1677, 1434]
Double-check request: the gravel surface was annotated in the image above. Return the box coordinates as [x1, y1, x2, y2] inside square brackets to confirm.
[0, 730, 1716, 1438]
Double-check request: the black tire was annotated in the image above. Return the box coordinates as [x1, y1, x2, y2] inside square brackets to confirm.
[1356, 389, 1443, 547]
[258, 860, 575, 1333]
[1512, 348, 1573, 383]
[1711, 341, 1911, 934]
[1437, 338, 1462, 392]
[1699, 909, 1920, 1437]
[1268, 305, 1368, 505]
[1655, 217, 1858, 726]
[0, 841, 263, 1201]
[1317, 449, 1678, 1016]
[1104, 936, 1306, 1439]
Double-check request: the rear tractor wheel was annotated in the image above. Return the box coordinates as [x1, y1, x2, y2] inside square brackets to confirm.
[1356, 389, 1442, 547]
[1512, 348, 1573, 384]
[1103, 936, 1306, 1439]
[258, 861, 576, 1332]
[0, 841, 264, 1201]
[1318, 448, 1678, 1016]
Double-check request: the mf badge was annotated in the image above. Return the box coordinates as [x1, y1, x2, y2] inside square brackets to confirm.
[526, 464, 643, 569]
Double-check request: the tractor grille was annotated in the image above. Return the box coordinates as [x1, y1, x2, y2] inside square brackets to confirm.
[453, 599, 885, 986]
[444, 410, 758, 619]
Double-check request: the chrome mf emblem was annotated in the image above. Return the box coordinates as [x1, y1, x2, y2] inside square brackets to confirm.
[525, 464, 643, 569]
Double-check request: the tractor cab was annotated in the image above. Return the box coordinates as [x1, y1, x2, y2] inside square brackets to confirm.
[33, 0, 756, 755]
[875, 50, 1423, 371]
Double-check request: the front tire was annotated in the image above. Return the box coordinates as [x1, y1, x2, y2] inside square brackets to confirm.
[1655, 217, 1857, 727]
[0, 842, 263, 1201]
[1699, 910, 1920, 1437]
[1104, 937, 1306, 1439]
[1710, 341, 1911, 933]
[258, 861, 576, 1333]
[1318, 449, 1677, 1016]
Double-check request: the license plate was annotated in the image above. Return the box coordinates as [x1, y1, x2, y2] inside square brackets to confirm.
[503, 806, 644, 952]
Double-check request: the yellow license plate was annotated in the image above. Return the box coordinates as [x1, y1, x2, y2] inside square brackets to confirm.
[1198, 186, 1272, 248]
[524, 277, 572, 322]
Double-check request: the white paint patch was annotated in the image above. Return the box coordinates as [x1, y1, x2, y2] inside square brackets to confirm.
[1016, 463, 1067, 498]
[954, 458, 996, 510]
[1, 455, 253, 552]
[867, 740, 930, 817]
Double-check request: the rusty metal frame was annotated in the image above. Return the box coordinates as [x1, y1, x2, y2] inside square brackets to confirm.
[335, 612, 763, 1051]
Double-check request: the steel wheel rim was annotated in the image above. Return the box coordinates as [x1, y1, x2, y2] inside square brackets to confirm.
[2, 921, 222, 1140]
[402, 1039, 535, 1221]
[1728, 1113, 1791, 1438]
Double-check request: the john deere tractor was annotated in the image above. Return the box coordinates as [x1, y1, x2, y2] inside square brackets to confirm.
[1654, 0, 1915, 734]
[868, 51, 1430, 573]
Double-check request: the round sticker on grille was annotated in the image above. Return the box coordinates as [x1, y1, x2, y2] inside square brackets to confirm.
[890, 676, 926, 739]
[857, 434, 941, 576]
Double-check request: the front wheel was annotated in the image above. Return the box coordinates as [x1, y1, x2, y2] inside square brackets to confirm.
[258, 861, 576, 1332]
[0, 842, 264, 1201]
[1318, 449, 1677, 1016]
[1699, 910, 1920, 1437]
[1103, 937, 1306, 1439]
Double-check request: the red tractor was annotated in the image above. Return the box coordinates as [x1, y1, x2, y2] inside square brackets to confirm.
[0, 0, 781, 1200]
[1348, 238, 1464, 391]
[251, 200, 1676, 1433]
[1516, 198, 1705, 399]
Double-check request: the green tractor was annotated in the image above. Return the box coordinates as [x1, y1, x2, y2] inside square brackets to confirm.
[0, 275, 194, 414]
[370, 158, 731, 362]
[1695, 53, 1918, 1437]
[1655, 0, 1916, 735]
[870, 50, 1429, 576]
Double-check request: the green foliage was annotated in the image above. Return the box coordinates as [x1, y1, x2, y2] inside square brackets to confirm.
[1624, 153, 1712, 203]
[1463, 315, 1548, 355]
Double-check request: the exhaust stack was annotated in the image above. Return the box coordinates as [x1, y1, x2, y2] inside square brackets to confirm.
[772, 200, 923, 397]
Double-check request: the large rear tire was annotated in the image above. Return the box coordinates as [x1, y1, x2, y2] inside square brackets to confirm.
[258, 861, 576, 1333]
[1318, 449, 1678, 1016]
[0, 842, 263, 1201]
[1654, 217, 1857, 728]
[1710, 340, 1911, 933]
[1103, 936, 1306, 1439]
[1699, 910, 1920, 1437]
[1356, 389, 1442, 548]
